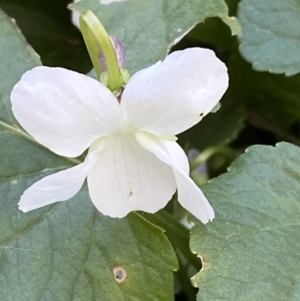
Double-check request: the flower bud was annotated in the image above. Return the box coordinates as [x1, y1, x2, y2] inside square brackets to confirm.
[99, 36, 126, 70]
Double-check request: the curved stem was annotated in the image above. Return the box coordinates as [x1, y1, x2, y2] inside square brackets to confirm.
[140, 210, 200, 300]
[190, 145, 235, 172]
[141, 210, 201, 270]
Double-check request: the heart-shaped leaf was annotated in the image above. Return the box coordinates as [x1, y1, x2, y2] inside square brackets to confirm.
[190, 142, 300, 300]
[238, 0, 300, 75]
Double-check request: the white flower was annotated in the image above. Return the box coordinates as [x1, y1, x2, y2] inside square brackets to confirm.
[11, 48, 228, 223]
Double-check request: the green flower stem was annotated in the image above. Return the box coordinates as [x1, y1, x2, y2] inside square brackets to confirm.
[190, 145, 235, 172]
[141, 210, 200, 300]
[80, 10, 123, 91]
[141, 210, 201, 269]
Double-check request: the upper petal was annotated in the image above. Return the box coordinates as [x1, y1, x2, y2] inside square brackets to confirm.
[87, 135, 176, 218]
[11, 66, 123, 157]
[136, 132, 214, 223]
[121, 48, 228, 136]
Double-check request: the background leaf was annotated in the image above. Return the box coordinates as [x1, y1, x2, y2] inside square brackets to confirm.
[71, 0, 241, 73]
[190, 142, 300, 300]
[0, 0, 91, 72]
[238, 0, 300, 75]
[229, 54, 300, 137]
[0, 9, 178, 301]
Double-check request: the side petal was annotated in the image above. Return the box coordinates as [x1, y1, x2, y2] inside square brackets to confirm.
[18, 138, 112, 212]
[136, 132, 214, 223]
[162, 139, 190, 175]
[121, 48, 228, 136]
[87, 135, 176, 218]
[11, 66, 122, 157]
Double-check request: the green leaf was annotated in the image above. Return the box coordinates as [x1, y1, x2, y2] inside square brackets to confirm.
[238, 0, 300, 76]
[1, 196, 178, 300]
[173, 16, 238, 53]
[190, 142, 300, 300]
[1, 1, 91, 73]
[229, 54, 300, 135]
[70, 0, 241, 73]
[0, 9, 178, 300]
[1, 0, 74, 26]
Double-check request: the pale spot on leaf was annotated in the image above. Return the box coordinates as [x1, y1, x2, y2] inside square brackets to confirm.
[113, 267, 127, 283]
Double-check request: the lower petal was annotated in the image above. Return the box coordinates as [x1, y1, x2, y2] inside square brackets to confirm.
[87, 135, 176, 218]
[136, 132, 214, 223]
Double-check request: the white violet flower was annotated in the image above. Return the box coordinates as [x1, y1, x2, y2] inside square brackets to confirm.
[11, 48, 228, 223]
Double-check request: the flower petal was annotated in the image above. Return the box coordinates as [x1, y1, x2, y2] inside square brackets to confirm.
[121, 48, 228, 136]
[161, 139, 190, 175]
[136, 132, 214, 223]
[18, 137, 112, 212]
[11, 66, 122, 157]
[87, 135, 176, 218]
